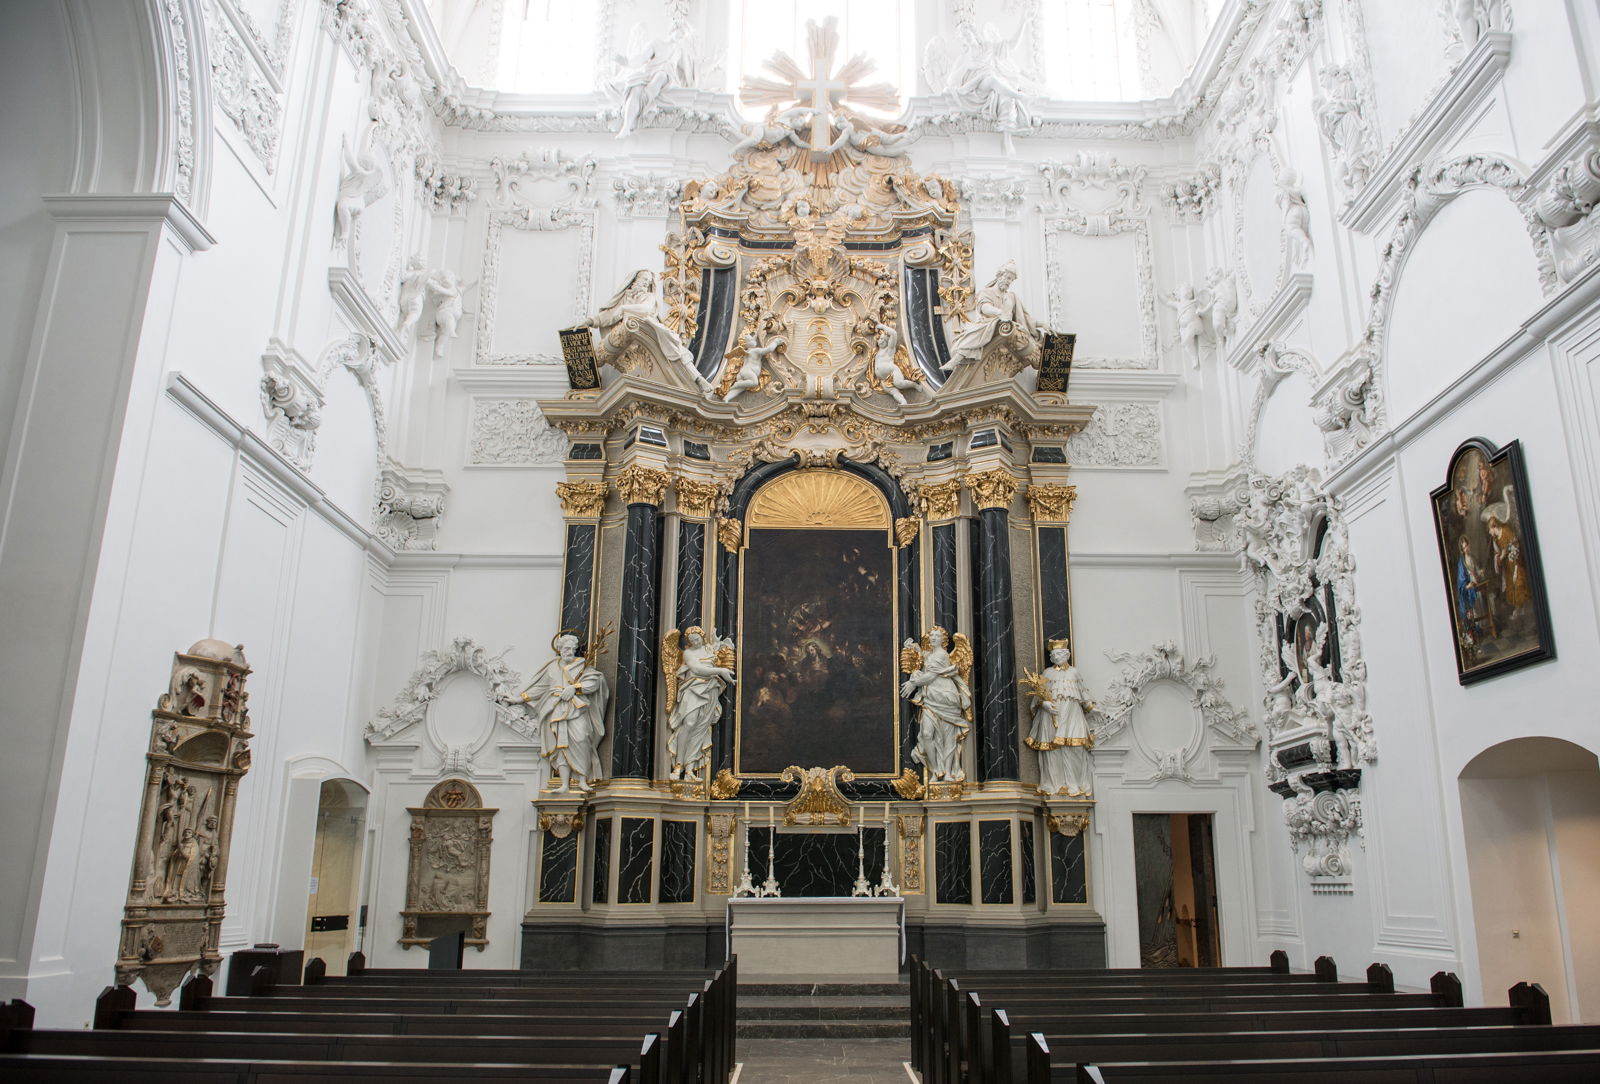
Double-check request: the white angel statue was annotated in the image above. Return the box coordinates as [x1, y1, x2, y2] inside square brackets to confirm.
[871, 324, 923, 406]
[663, 627, 735, 782]
[901, 627, 974, 783]
[723, 332, 785, 403]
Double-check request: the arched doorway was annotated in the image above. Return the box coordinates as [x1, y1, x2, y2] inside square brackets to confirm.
[302, 779, 370, 975]
[1459, 737, 1600, 1023]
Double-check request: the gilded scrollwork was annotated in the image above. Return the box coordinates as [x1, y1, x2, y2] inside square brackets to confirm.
[673, 478, 721, 520]
[1026, 484, 1077, 523]
[966, 469, 1021, 511]
[916, 479, 963, 520]
[613, 465, 672, 506]
[555, 480, 608, 518]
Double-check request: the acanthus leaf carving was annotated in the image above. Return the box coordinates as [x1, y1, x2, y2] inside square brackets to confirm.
[1065, 402, 1162, 468]
[468, 399, 567, 466]
[367, 636, 535, 748]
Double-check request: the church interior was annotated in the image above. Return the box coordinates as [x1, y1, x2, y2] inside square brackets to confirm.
[3, 0, 1600, 1077]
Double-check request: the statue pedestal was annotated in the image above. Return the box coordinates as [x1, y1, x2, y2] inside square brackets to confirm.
[727, 896, 903, 979]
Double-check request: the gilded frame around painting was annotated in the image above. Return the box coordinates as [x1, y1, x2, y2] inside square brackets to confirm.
[1429, 438, 1555, 685]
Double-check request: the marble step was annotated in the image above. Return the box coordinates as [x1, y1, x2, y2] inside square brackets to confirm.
[740, 994, 908, 1020]
[738, 1017, 911, 1039]
[739, 981, 908, 997]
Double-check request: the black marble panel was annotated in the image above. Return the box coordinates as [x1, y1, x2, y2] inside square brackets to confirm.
[969, 429, 999, 450]
[899, 538, 921, 772]
[538, 829, 579, 903]
[636, 425, 668, 448]
[713, 540, 739, 773]
[978, 820, 1014, 905]
[1050, 831, 1087, 905]
[591, 817, 611, 904]
[682, 440, 711, 461]
[1031, 446, 1067, 464]
[927, 442, 953, 462]
[904, 267, 952, 383]
[659, 820, 697, 904]
[1020, 820, 1037, 904]
[675, 521, 705, 633]
[1037, 526, 1072, 651]
[689, 266, 736, 378]
[932, 523, 958, 633]
[612, 503, 663, 779]
[569, 443, 603, 460]
[746, 827, 885, 897]
[976, 508, 1020, 780]
[559, 524, 597, 645]
[934, 821, 973, 905]
[618, 817, 654, 905]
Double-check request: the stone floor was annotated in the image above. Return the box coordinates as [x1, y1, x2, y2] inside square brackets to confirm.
[733, 1038, 917, 1083]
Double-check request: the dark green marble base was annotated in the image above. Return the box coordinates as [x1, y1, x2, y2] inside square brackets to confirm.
[518, 920, 726, 970]
[908, 920, 1106, 970]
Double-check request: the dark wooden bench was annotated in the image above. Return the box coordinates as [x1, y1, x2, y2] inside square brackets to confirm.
[1070, 1046, 1600, 1082]
[0, 1052, 633, 1082]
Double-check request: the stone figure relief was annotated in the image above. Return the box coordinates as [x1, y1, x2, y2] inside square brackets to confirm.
[592, 269, 711, 392]
[944, 260, 1045, 371]
[333, 133, 386, 248]
[1314, 65, 1378, 195]
[870, 323, 924, 406]
[1022, 640, 1095, 798]
[117, 640, 253, 1005]
[603, 17, 716, 139]
[1161, 282, 1207, 369]
[900, 626, 974, 784]
[395, 255, 428, 339]
[1207, 268, 1239, 346]
[520, 633, 609, 793]
[662, 626, 736, 782]
[1278, 169, 1314, 268]
[722, 332, 786, 403]
[923, 15, 1041, 136]
[402, 778, 495, 951]
[426, 269, 475, 361]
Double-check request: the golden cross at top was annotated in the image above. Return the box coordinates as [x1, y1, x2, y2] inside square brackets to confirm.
[739, 16, 900, 161]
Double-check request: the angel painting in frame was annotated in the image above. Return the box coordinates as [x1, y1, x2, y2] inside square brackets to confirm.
[1429, 437, 1554, 684]
[901, 626, 973, 783]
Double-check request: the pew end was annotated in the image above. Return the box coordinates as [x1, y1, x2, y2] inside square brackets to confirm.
[177, 970, 212, 1011]
[1314, 955, 1338, 982]
[1025, 1032, 1052, 1084]
[1430, 970, 1464, 1007]
[1511, 981, 1553, 1025]
[303, 956, 327, 985]
[92, 984, 135, 1030]
[1365, 962, 1394, 993]
[990, 1007, 1014, 1084]
[1268, 949, 1289, 973]
[346, 950, 366, 975]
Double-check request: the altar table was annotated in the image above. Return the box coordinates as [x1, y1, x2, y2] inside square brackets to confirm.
[726, 896, 904, 977]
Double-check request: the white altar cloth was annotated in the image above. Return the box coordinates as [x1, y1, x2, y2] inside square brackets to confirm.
[726, 897, 905, 977]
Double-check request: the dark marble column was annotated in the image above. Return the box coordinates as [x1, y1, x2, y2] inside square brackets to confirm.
[1028, 485, 1077, 657]
[898, 532, 922, 772]
[931, 523, 958, 633]
[554, 481, 608, 647]
[674, 520, 705, 632]
[612, 467, 670, 780]
[713, 517, 741, 774]
[970, 470, 1021, 781]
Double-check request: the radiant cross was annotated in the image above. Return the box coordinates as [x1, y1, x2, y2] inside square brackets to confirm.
[739, 16, 901, 162]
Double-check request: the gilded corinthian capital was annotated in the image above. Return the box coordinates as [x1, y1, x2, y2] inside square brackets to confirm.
[555, 481, 608, 518]
[1026, 484, 1077, 523]
[614, 465, 672, 506]
[917, 479, 962, 520]
[966, 469, 1020, 511]
[674, 478, 721, 520]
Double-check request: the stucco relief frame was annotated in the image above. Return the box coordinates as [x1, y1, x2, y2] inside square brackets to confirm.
[475, 208, 597, 366]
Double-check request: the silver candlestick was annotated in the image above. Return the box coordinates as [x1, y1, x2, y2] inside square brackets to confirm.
[851, 824, 872, 896]
[757, 808, 781, 897]
[875, 812, 900, 897]
[733, 815, 757, 898]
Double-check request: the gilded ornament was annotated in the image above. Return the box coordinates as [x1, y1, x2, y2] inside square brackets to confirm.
[707, 812, 737, 894]
[1046, 811, 1091, 837]
[779, 765, 856, 826]
[674, 478, 721, 520]
[555, 481, 608, 518]
[747, 470, 889, 529]
[717, 516, 744, 552]
[710, 768, 742, 800]
[1026, 484, 1077, 523]
[897, 813, 925, 893]
[614, 465, 672, 506]
[890, 768, 925, 800]
[537, 810, 585, 838]
[966, 469, 1020, 511]
[917, 479, 962, 520]
[894, 517, 921, 547]
[925, 780, 965, 801]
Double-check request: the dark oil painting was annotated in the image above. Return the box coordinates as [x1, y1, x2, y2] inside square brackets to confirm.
[1430, 438, 1555, 684]
[736, 527, 897, 774]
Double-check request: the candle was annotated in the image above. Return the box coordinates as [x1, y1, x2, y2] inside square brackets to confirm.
[767, 804, 774, 829]
[743, 801, 750, 823]
[883, 801, 890, 824]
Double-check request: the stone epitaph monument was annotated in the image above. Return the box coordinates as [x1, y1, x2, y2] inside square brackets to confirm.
[525, 19, 1103, 971]
[115, 640, 254, 1004]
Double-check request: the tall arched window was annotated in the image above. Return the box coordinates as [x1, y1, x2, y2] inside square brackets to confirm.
[495, 0, 600, 94]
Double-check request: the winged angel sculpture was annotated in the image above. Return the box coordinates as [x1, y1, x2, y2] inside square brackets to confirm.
[662, 627, 736, 782]
[901, 627, 974, 783]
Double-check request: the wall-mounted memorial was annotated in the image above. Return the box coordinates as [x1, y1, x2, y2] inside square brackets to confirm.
[401, 778, 496, 950]
[115, 640, 254, 1005]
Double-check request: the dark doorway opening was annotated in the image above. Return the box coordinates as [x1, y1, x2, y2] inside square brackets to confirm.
[1134, 812, 1220, 968]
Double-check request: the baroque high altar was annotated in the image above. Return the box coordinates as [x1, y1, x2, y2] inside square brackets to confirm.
[525, 23, 1102, 970]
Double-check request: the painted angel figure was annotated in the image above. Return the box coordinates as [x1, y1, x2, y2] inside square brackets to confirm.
[1022, 640, 1094, 798]
[900, 626, 973, 783]
[723, 332, 785, 403]
[663, 627, 735, 781]
[944, 260, 1045, 370]
[871, 323, 923, 406]
[593, 270, 712, 393]
[520, 633, 608, 793]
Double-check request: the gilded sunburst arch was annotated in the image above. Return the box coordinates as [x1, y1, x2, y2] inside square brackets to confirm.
[745, 469, 890, 530]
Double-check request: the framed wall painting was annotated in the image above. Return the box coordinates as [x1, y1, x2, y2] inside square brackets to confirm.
[1429, 438, 1555, 684]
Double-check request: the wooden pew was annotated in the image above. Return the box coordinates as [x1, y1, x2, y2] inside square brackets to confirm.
[1073, 1048, 1600, 1082]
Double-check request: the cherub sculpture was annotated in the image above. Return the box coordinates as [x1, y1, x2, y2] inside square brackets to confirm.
[871, 324, 924, 406]
[722, 332, 785, 403]
[662, 627, 735, 781]
[1021, 640, 1094, 798]
[900, 626, 974, 783]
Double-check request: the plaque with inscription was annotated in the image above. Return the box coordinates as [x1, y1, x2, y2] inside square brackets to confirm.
[1037, 332, 1076, 395]
[559, 327, 601, 391]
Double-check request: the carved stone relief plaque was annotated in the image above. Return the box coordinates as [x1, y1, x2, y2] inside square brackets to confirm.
[401, 778, 496, 951]
[116, 640, 255, 1005]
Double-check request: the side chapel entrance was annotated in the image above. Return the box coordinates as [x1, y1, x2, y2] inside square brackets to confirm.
[1133, 812, 1220, 968]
